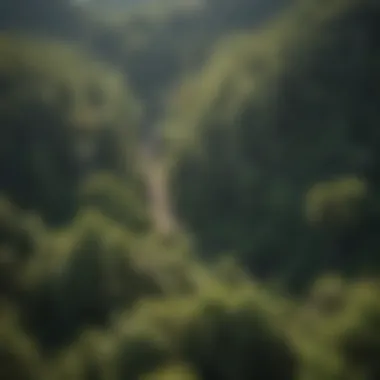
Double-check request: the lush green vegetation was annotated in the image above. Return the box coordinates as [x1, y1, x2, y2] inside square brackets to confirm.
[166, 0, 380, 291]
[0, 0, 380, 379]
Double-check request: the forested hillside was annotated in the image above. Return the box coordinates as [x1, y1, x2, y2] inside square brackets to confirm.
[1, 0, 380, 379]
[165, 0, 380, 291]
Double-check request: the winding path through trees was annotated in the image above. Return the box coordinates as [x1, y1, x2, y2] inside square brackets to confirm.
[140, 145, 178, 235]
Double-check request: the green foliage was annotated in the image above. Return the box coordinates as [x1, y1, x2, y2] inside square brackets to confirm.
[2, 213, 380, 380]
[0, 35, 141, 225]
[0, 305, 41, 380]
[307, 274, 346, 315]
[22, 210, 166, 351]
[79, 173, 150, 232]
[142, 363, 199, 380]
[305, 177, 368, 229]
[337, 281, 380, 379]
[164, 0, 380, 289]
[1, 1, 380, 380]
[0, 197, 44, 297]
[180, 300, 296, 379]
[342, 309, 380, 378]
[115, 333, 170, 379]
[86, 0, 290, 139]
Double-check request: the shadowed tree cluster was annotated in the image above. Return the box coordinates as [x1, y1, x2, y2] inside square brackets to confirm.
[0, 35, 141, 225]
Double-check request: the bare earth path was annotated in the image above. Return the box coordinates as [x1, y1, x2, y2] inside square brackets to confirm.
[139, 145, 178, 235]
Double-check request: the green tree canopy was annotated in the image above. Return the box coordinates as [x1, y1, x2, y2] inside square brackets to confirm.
[164, 0, 380, 290]
[0, 35, 141, 225]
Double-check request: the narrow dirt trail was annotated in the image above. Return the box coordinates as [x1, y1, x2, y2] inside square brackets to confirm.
[139, 145, 178, 235]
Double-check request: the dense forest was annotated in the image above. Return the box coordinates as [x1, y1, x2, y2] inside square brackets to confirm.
[1, 0, 380, 379]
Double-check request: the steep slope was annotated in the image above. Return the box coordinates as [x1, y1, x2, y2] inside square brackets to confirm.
[165, 0, 380, 291]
